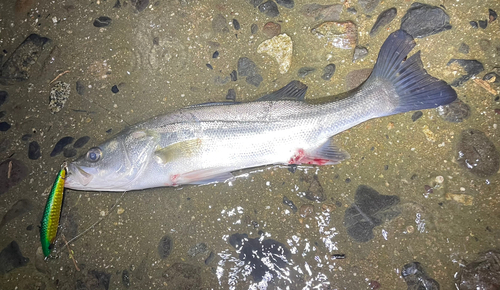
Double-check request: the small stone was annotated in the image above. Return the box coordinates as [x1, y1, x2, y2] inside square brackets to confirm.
[212, 51, 219, 58]
[76, 81, 85, 95]
[321, 64, 336, 80]
[204, 251, 215, 265]
[113, 0, 122, 8]
[249, 0, 263, 7]
[301, 4, 343, 22]
[246, 74, 263, 87]
[422, 125, 436, 142]
[299, 204, 314, 218]
[353, 46, 368, 62]
[153, 36, 160, 45]
[251, 23, 258, 34]
[212, 14, 229, 34]
[188, 243, 208, 257]
[28, 141, 41, 160]
[258, 1, 280, 18]
[458, 43, 469, 54]
[0, 122, 10, 131]
[489, 9, 497, 23]
[49, 81, 71, 113]
[122, 270, 130, 287]
[0, 241, 29, 274]
[0, 91, 8, 106]
[111, 85, 119, 93]
[483, 72, 500, 83]
[283, 196, 297, 213]
[117, 207, 125, 215]
[93, 16, 112, 28]
[400, 3, 452, 38]
[237, 57, 258, 77]
[257, 33, 293, 74]
[132, 0, 149, 12]
[158, 235, 173, 259]
[411, 111, 423, 122]
[447, 59, 484, 87]
[304, 175, 325, 201]
[347, 7, 357, 14]
[276, 0, 293, 9]
[225, 89, 236, 101]
[232, 19, 240, 30]
[478, 20, 487, 29]
[50, 136, 74, 157]
[206, 63, 213, 70]
[214, 76, 230, 85]
[311, 21, 357, 49]
[437, 99, 470, 123]
[73, 136, 90, 148]
[345, 68, 372, 90]
[262, 22, 281, 38]
[358, 0, 380, 13]
[435, 176, 444, 184]
[21, 134, 32, 141]
[456, 250, 500, 289]
[298, 67, 316, 78]
[456, 129, 500, 177]
[470, 21, 478, 29]
[230, 70, 237, 81]
[63, 147, 77, 158]
[370, 8, 397, 37]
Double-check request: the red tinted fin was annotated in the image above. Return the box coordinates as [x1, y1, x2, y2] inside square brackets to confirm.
[289, 137, 350, 165]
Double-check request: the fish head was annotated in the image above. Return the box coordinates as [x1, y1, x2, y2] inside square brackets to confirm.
[65, 129, 159, 191]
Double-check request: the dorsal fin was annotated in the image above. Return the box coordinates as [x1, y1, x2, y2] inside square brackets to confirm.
[256, 80, 308, 101]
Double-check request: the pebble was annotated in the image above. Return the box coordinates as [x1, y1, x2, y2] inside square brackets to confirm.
[445, 193, 473, 206]
[111, 85, 119, 93]
[447, 59, 484, 87]
[0, 241, 29, 274]
[262, 22, 281, 38]
[249, 0, 263, 8]
[158, 235, 173, 259]
[458, 43, 470, 54]
[489, 9, 497, 22]
[0, 91, 8, 106]
[63, 147, 77, 158]
[246, 74, 263, 87]
[114, 0, 121, 8]
[73, 136, 90, 148]
[132, 0, 149, 12]
[214, 76, 229, 85]
[226, 89, 236, 101]
[456, 250, 500, 290]
[411, 111, 423, 122]
[402, 262, 440, 290]
[483, 72, 499, 83]
[478, 20, 487, 29]
[230, 70, 237, 81]
[122, 270, 130, 288]
[299, 204, 314, 218]
[437, 99, 470, 123]
[304, 174, 325, 201]
[370, 8, 397, 37]
[311, 21, 358, 49]
[117, 207, 125, 215]
[232, 19, 240, 30]
[76, 81, 85, 95]
[345, 68, 372, 90]
[258, 1, 280, 18]
[276, 0, 293, 9]
[251, 23, 258, 34]
[434, 176, 444, 184]
[187, 243, 208, 257]
[206, 63, 213, 70]
[204, 251, 215, 265]
[400, 3, 452, 38]
[353, 46, 368, 62]
[0, 122, 10, 131]
[321, 63, 336, 80]
[301, 4, 343, 21]
[49, 81, 71, 114]
[21, 134, 32, 141]
[0, 199, 33, 229]
[28, 141, 41, 160]
[456, 129, 500, 177]
[212, 51, 219, 58]
[283, 196, 297, 213]
[50, 136, 74, 157]
[257, 34, 293, 74]
[237, 57, 258, 77]
[358, 0, 380, 13]
[93, 16, 112, 28]
[469, 21, 478, 29]
[212, 14, 229, 34]
[298, 67, 316, 78]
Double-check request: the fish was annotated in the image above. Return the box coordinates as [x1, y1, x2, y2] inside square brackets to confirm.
[65, 30, 457, 192]
[40, 166, 66, 257]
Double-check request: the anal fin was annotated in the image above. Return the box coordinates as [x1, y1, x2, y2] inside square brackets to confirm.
[179, 168, 234, 185]
[290, 137, 350, 165]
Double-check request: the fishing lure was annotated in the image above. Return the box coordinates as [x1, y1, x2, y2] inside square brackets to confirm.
[40, 165, 67, 257]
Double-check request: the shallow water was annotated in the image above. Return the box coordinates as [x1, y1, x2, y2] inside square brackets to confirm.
[0, 0, 499, 289]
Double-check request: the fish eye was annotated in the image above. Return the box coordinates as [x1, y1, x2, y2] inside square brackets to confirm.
[86, 147, 102, 162]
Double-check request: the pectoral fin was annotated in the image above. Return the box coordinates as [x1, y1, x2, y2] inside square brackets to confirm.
[290, 137, 350, 165]
[154, 139, 202, 164]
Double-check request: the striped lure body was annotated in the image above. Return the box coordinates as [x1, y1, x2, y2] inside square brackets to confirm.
[40, 166, 66, 257]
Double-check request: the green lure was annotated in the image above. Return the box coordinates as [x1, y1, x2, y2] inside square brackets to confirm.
[40, 166, 66, 257]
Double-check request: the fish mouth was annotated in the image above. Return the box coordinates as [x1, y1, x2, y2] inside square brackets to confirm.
[65, 163, 95, 188]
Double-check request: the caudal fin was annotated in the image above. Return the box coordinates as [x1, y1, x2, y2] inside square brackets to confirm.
[369, 30, 457, 115]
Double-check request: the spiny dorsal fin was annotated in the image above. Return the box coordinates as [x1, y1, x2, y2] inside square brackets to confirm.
[256, 80, 308, 101]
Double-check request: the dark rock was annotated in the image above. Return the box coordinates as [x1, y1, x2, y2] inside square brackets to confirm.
[111, 85, 119, 93]
[283, 196, 297, 213]
[122, 270, 130, 287]
[458, 43, 469, 54]
[206, 63, 213, 70]
[232, 19, 240, 30]
[321, 63, 336, 80]
[0, 122, 10, 131]
[226, 89, 236, 101]
[470, 21, 478, 29]
[299, 204, 314, 218]
[301, 4, 343, 22]
[50, 136, 74, 157]
[276, 0, 293, 9]
[63, 147, 77, 158]
[28, 141, 41, 160]
[113, 0, 121, 8]
[249, 0, 263, 7]
[237, 57, 258, 77]
[437, 99, 470, 123]
[483, 72, 500, 83]
[402, 262, 440, 290]
[400, 2, 452, 38]
[74, 136, 91, 148]
[343, 185, 400, 242]
[153, 36, 160, 45]
[298, 67, 316, 78]
[345, 68, 372, 90]
[358, 0, 380, 13]
[345, 178, 351, 183]
[258, 1, 280, 18]
[489, 9, 497, 23]
[447, 59, 484, 87]
[0, 91, 7, 106]
[0, 34, 53, 85]
[478, 20, 487, 29]
[311, 21, 358, 49]
[212, 51, 219, 58]
[0, 199, 33, 229]
[455, 250, 500, 290]
[76, 81, 85, 95]
[456, 129, 500, 177]
[204, 251, 215, 265]
[288, 164, 297, 173]
[229, 233, 291, 282]
[304, 174, 325, 201]
[411, 111, 423, 122]
[87, 270, 111, 290]
[251, 23, 258, 34]
[212, 14, 229, 34]
[187, 243, 208, 257]
[370, 8, 397, 37]
[246, 74, 263, 87]
[214, 76, 230, 85]
[353, 46, 368, 62]
[262, 22, 281, 38]
[347, 7, 357, 14]
[0, 159, 28, 196]
[93, 16, 112, 28]
[131, 0, 149, 12]
[158, 235, 173, 259]
[163, 263, 202, 289]
[21, 134, 32, 141]
[0, 241, 29, 274]
[230, 70, 237, 81]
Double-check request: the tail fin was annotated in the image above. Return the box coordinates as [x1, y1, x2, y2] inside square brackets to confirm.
[369, 30, 457, 115]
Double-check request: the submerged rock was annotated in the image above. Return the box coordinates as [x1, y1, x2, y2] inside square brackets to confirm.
[0, 199, 33, 229]
[297, 67, 316, 78]
[447, 59, 484, 87]
[370, 8, 397, 37]
[402, 262, 440, 290]
[158, 235, 173, 259]
[93, 16, 112, 27]
[456, 129, 500, 178]
[455, 250, 500, 290]
[437, 99, 470, 123]
[353, 46, 368, 62]
[0, 241, 29, 274]
[312, 21, 357, 49]
[0, 159, 28, 196]
[187, 243, 208, 257]
[28, 141, 41, 160]
[301, 3, 343, 22]
[258, 1, 280, 17]
[50, 136, 74, 157]
[400, 2, 452, 38]
[212, 14, 229, 34]
[262, 22, 281, 38]
[321, 63, 336, 80]
[358, 0, 380, 13]
[257, 34, 293, 74]
[49, 81, 71, 113]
